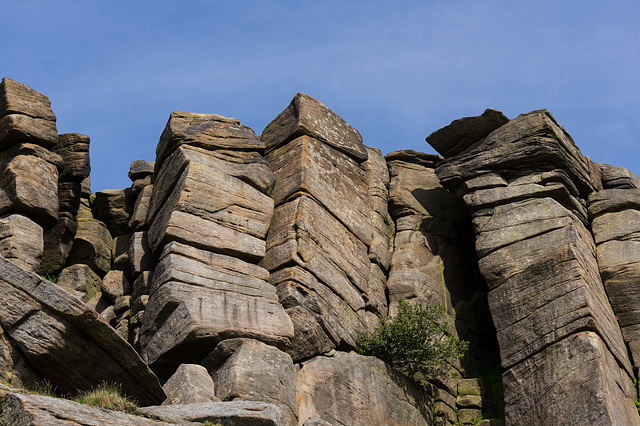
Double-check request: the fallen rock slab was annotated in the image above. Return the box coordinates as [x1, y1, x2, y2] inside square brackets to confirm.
[0, 256, 165, 405]
[0, 391, 184, 426]
[141, 401, 287, 425]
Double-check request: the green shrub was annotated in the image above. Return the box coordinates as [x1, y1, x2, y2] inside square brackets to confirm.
[356, 300, 468, 380]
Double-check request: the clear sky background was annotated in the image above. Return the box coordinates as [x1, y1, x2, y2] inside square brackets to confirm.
[4, 1, 639, 191]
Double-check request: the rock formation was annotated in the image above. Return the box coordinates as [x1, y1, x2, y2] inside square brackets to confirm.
[1, 78, 640, 425]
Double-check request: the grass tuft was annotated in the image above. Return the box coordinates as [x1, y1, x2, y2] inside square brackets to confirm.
[73, 384, 138, 414]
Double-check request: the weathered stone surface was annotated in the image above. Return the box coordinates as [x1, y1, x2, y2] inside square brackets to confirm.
[502, 332, 638, 425]
[0, 214, 43, 273]
[129, 231, 154, 277]
[363, 146, 392, 271]
[0, 256, 165, 404]
[140, 242, 293, 376]
[1, 141, 64, 170]
[148, 146, 273, 262]
[0, 154, 58, 229]
[597, 162, 640, 189]
[261, 93, 367, 162]
[296, 351, 431, 426]
[430, 108, 638, 425]
[303, 418, 333, 426]
[478, 199, 630, 371]
[129, 160, 155, 181]
[57, 264, 102, 302]
[111, 233, 130, 272]
[156, 111, 264, 168]
[67, 218, 113, 276]
[42, 217, 78, 273]
[435, 110, 595, 197]
[0, 78, 56, 122]
[589, 188, 640, 370]
[54, 133, 91, 181]
[91, 189, 132, 237]
[386, 151, 474, 318]
[162, 364, 219, 406]
[132, 271, 154, 300]
[266, 135, 372, 245]
[201, 338, 297, 426]
[0, 114, 58, 150]
[129, 184, 152, 232]
[130, 175, 153, 202]
[426, 108, 509, 159]
[101, 270, 131, 303]
[141, 401, 287, 426]
[0, 391, 180, 426]
[264, 196, 369, 311]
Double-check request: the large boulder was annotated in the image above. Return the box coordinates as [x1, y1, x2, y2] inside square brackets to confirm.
[0, 153, 59, 229]
[0, 256, 165, 405]
[67, 218, 113, 277]
[139, 242, 293, 376]
[296, 351, 431, 426]
[0, 213, 43, 273]
[201, 338, 298, 426]
[162, 364, 218, 406]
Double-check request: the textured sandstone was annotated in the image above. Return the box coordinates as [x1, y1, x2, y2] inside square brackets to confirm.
[156, 111, 264, 167]
[296, 352, 431, 426]
[261, 92, 367, 162]
[266, 135, 372, 245]
[141, 401, 287, 426]
[426, 108, 509, 158]
[162, 364, 219, 406]
[140, 242, 293, 376]
[0, 392, 178, 426]
[0, 78, 56, 122]
[54, 133, 91, 181]
[0, 214, 43, 273]
[201, 338, 297, 426]
[57, 264, 102, 302]
[67, 218, 113, 276]
[91, 188, 132, 237]
[0, 153, 59, 229]
[148, 145, 273, 261]
[0, 257, 165, 405]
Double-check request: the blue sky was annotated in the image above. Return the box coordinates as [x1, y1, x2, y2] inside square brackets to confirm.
[4, 1, 639, 191]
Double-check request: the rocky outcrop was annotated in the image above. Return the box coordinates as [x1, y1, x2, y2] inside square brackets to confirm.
[5, 78, 640, 425]
[431, 109, 639, 425]
[262, 93, 375, 361]
[0, 256, 164, 405]
[140, 111, 292, 376]
[589, 184, 640, 372]
[296, 351, 431, 426]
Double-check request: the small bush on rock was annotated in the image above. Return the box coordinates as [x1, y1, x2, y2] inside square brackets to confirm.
[356, 300, 468, 380]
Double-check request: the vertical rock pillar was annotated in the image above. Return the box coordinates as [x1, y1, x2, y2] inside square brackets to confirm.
[0, 78, 61, 273]
[139, 111, 293, 376]
[261, 93, 377, 361]
[588, 166, 640, 375]
[430, 109, 639, 425]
